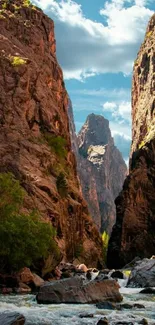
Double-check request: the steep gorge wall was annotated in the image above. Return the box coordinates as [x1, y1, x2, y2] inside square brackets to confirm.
[0, 0, 103, 268]
[107, 14, 155, 268]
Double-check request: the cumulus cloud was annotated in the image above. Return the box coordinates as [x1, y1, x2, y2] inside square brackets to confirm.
[103, 100, 131, 123]
[33, 0, 153, 80]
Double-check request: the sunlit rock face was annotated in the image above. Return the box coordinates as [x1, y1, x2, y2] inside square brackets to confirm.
[68, 112, 127, 234]
[0, 0, 103, 268]
[107, 14, 155, 269]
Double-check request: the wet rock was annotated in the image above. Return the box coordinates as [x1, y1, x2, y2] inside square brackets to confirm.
[114, 323, 134, 325]
[140, 287, 155, 294]
[133, 303, 145, 309]
[97, 317, 109, 325]
[111, 271, 124, 279]
[120, 303, 133, 309]
[127, 259, 155, 287]
[120, 303, 145, 309]
[139, 319, 148, 325]
[37, 276, 123, 304]
[15, 283, 31, 294]
[96, 301, 117, 309]
[0, 312, 25, 325]
[79, 313, 94, 318]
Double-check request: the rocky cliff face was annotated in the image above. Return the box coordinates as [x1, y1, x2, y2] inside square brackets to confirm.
[107, 14, 155, 268]
[0, 0, 103, 268]
[75, 114, 127, 234]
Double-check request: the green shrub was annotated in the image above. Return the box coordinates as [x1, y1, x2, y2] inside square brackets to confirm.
[56, 172, 68, 197]
[11, 56, 27, 66]
[23, 0, 31, 6]
[44, 133, 67, 159]
[2, 3, 7, 9]
[102, 231, 109, 262]
[0, 173, 59, 272]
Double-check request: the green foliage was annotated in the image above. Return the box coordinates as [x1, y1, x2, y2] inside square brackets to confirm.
[0, 173, 59, 272]
[56, 172, 68, 197]
[11, 56, 27, 66]
[138, 140, 145, 149]
[0, 173, 24, 218]
[102, 231, 109, 262]
[123, 270, 131, 277]
[146, 31, 152, 38]
[23, 0, 31, 6]
[2, 3, 7, 9]
[44, 133, 67, 159]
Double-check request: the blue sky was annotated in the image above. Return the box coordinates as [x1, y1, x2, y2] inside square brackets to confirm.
[33, 0, 154, 163]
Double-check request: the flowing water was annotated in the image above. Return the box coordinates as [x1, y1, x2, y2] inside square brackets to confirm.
[0, 284, 155, 324]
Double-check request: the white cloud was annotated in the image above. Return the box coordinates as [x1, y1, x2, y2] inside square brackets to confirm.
[33, 0, 153, 80]
[103, 100, 131, 122]
[103, 102, 117, 111]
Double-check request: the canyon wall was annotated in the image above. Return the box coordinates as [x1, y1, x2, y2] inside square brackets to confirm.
[107, 14, 155, 268]
[0, 0, 103, 268]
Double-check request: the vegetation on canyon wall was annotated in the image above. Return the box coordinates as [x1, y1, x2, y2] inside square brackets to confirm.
[0, 173, 60, 273]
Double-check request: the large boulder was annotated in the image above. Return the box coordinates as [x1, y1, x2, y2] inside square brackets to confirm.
[37, 276, 122, 304]
[0, 312, 25, 325]
[127, 258, 155, 287]
[17, 268, 44, 289]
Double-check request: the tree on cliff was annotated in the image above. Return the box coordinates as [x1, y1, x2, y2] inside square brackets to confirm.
[0, 173, 60, 273]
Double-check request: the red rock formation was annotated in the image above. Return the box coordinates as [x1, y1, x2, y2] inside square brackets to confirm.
[107, 14, 155, 268]
[0, 0, 103, 269]
[73, 113, 127, 234]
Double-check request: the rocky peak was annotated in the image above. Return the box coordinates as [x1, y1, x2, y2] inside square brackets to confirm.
[73, 114, 127, 234]
[78, 114, 113, 155]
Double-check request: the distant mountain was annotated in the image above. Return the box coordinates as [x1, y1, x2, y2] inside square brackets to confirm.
[68, 105, 127, 235]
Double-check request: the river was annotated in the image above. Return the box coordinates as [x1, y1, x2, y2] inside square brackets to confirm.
[0, 285, 155, 324]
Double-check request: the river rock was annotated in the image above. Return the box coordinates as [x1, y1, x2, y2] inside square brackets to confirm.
[97, 317, 109, 325]
[37, 276, 122, 304]
[32, 273, 44, 288]
[111, 271, 124, 279]
[96, 301, 117, 309]
[120, 303, 145, 309]
[79, 313, 94, 318]
[127, 259, 155, 287]
[140, 287, 155, 294]
[15, 283, 31, 294]
[139, 319, 148, 325]
[18, 268, 34, 284]
[0, 312, 25, 325]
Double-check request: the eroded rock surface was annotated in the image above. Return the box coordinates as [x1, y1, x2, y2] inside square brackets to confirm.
[107, 14, 155, 268]
[127, 258, 155, 288]
[0, 0, 103, 269]
[37, 276, 122, 304]
[77, 114, 127, 234]
[0, 312, 25, 325]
